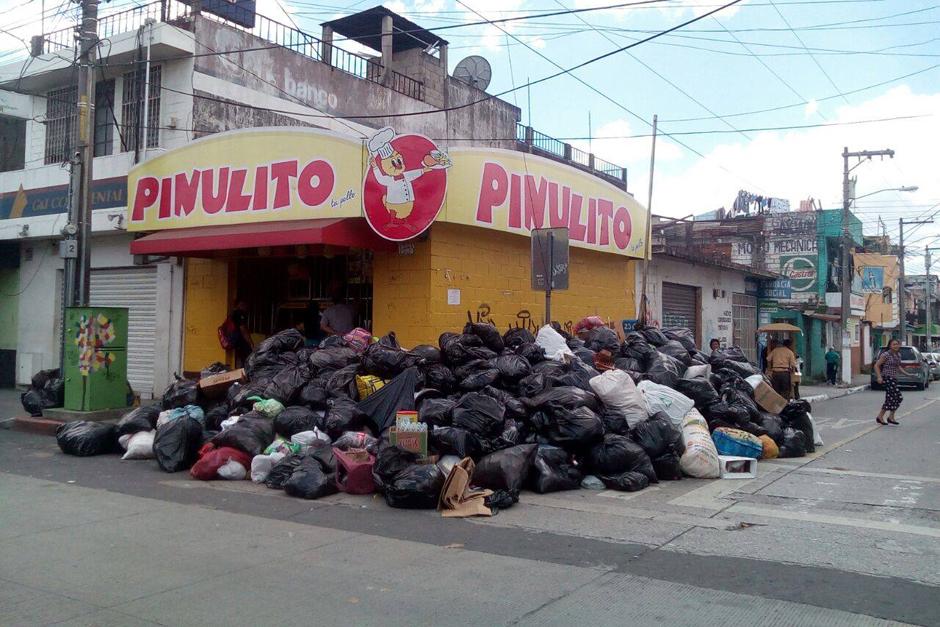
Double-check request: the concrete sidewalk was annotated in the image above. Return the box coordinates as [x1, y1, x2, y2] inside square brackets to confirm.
[800, 375, 870, 404]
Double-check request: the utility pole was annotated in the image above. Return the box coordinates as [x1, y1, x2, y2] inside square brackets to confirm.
[926, 247, 940, 351]
[841, 147, 893, 384]
[75, 0, 99, 306]
[639, 114, 657, 327]
[898, 218, 932, 346]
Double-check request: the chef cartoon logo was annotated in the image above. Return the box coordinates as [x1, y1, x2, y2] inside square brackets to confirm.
[363, 127, 450, 241]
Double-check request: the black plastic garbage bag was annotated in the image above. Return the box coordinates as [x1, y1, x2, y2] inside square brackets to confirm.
[372, 443, 422, 491]
[652, 452, 683, 481]
[714, 346, 749, 363]
[418, 397, 457, 426]
[408, 344, 442, 364]
[273, 406, 321, 438]
[516, 342, 545, 364]
[310, 346, 359, 372]
[503, 327, 535, 349]
[327, 365, 359, 400]
[599, 407, 630, 436]
[640, 327, 669, 347]
[675, 378, 721, 410]
[116, 405, 161, 436]
[56, 421, 118, 457]
[357, 367, 418, 433]
[573, 347, 596, 368]
[453, 358, 494, 381]
[283, 454, 338, 499]
[485, 489, 519, 513]
[529, 445, 583, 493]
[723, 388, 761, 423]
[599, 470, 649, 491]
[780, 400, 815, 453]
[474, 444, 537, 492]
[585, 326, 620, 353]
[265, 454, 303, 489]
[543, 406, 604, 449]
[441, 333, 484, 366]
[524, 386, 600, 412]
[663, 327, 697, 353]
[518, 373, 548, 398]
[460, 368, 500, 391]
[464, 322, 505, 353]
[297, 382, 330, 410]
[333, 431, 379, 454]
[622, 333, 657, 365]
[210, 416, 274, 457]
[162, 376, 199, 410]
[420, 363, 457, 393]
[645, 353, 683, 388]
[587, 434, 657, 483]
[203, 403, 230, 432]
[480, 386, 526, 420]
[531, 359, 567, 380]
[322, 397, 367, 439]
[778, 427, 807, 458]
[384, 463, 446, 509]
[453, 392, 505, 437]
[429, 426, 486, 459]
[362, 333, 408, 379]
[31, 368, 59, 389]
[256, 328, 305, 355]
[20, 389, 45, 417]
[614, 357, 644, 372]
[265, 362, 310, 404]
[496, 353, 531, 383]
[631, 412, 684, 459]
[754, 411, 785, 444]
[228, 381, 266, 412]
[659, 340, 692, 366]
[154, 417, 204, 472]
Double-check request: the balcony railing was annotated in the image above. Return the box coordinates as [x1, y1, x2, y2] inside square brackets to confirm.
[516, 123, 627, 189]
[36, 0, 424, 101]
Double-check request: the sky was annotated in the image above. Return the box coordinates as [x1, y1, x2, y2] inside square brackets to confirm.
[1, 0, 939, 271]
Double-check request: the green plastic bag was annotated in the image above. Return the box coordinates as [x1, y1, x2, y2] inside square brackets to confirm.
[249, 396, 285, 419]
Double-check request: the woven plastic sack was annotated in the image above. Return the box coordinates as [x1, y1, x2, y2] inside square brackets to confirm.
[637, 380, 694, 426]
[759, 435, 779, 460]
[678, 409, 720, 479]
[712, 427, 763, 459]
[356, 375, 387, 400]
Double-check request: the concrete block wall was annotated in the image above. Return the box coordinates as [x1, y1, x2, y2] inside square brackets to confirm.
[373, 222, 636, 348]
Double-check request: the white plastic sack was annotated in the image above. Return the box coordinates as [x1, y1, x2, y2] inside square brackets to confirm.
[118, 433, 133, 450]
[683, 364, 712, 380]
[436, 454, 462, 477]
[291, 428, 330, 448]
[745, 374, 764, 390]
[589, 370, 649, 428]
[679, 409, 720, 479]
[637, 380, 695, 426]
[250, 452, 285, 483]
[121, 430, 156, 460]
[807, 412, 824, 447]
[156, 410, 174, 429]
[536, 325, 574, 362]
[218, 460, 247, 480]
[220, 415, 241, 431]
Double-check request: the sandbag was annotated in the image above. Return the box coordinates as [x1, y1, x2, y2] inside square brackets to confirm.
[154, 417, 204, 472]
[273, 406, 321, 438]
[384, 463, 446, 509]
[536, 325, 574, 361]
[116, 405, 160, 437]
[121, 430, 156, 460]
[452, 392, 505, 437]
[474, 444, 537, 492]
[589, 369, 648, 429]
[529, 445, 583, 493]
[637, 380, 694, 426]
[586, 434, 657, 483]
[56, 421, 118, 457]
[679, 409, 720, 479]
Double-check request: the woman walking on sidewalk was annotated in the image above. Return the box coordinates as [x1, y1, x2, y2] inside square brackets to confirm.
[874, 339, 916, 425]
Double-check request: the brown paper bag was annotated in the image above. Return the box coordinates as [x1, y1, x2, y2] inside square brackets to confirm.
[438, 458, 493, 518]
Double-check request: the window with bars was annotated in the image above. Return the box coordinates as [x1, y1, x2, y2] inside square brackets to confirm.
[121, 65, 161, 152]
[44, 81, 116, 164]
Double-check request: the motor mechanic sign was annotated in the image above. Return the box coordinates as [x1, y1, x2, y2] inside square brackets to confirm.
[127, 128, 648, 259]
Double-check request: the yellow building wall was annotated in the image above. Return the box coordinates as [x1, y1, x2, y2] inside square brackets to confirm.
[373, 222, 637, 348]
[183, 258, 230, 372]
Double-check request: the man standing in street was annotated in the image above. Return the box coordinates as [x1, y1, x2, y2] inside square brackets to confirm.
[825, 346, 840, 386]
[766, 338, 796, 400]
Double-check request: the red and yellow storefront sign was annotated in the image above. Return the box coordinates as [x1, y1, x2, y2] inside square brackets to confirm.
[128, 128, 648, 259]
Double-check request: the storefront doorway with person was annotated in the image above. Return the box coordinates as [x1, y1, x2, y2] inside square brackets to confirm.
[320, 283, 357, 337]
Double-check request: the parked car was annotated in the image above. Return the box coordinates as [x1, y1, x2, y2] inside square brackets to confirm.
[870, 345, 931, 390]
[927, 353, 940, 381]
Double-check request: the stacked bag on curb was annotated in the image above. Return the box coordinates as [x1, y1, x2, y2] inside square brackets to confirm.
[56, 319, 817, 510]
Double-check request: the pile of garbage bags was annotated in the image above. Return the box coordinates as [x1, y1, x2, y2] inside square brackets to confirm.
[21, 369, 64, 417]
[55, 321, 820, 510]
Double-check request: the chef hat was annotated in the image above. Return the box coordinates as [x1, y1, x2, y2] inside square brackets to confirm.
[368, 127, 396, 159]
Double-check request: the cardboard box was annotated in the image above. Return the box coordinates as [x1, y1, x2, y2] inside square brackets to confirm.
[389, 426, 428, 457]
[198, 368, 246, 398]
[753, 380, 787, 415]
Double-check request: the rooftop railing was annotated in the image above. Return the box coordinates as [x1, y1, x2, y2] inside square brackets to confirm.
[516, 123, 628, 189]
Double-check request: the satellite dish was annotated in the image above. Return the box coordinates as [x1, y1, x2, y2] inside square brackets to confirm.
[453, 55, 492, 91]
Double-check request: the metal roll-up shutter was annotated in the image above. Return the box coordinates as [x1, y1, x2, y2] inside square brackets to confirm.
[90, 267, 158, 398]
[661, 282, 698, 331]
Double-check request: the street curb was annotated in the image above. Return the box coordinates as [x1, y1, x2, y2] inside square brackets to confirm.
[802, 384, 870, 404]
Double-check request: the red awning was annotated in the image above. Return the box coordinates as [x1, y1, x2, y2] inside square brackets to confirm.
[130, 218, 397, 256]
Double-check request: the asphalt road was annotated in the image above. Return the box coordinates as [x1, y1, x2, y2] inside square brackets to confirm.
[1, 387, 937, 626]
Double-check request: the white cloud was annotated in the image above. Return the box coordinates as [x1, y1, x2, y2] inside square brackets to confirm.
[643, 86, 939, 222]
[571, 117, 683, 171]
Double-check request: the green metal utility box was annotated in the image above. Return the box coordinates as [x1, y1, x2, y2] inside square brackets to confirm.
[64, 307, 129, 411]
